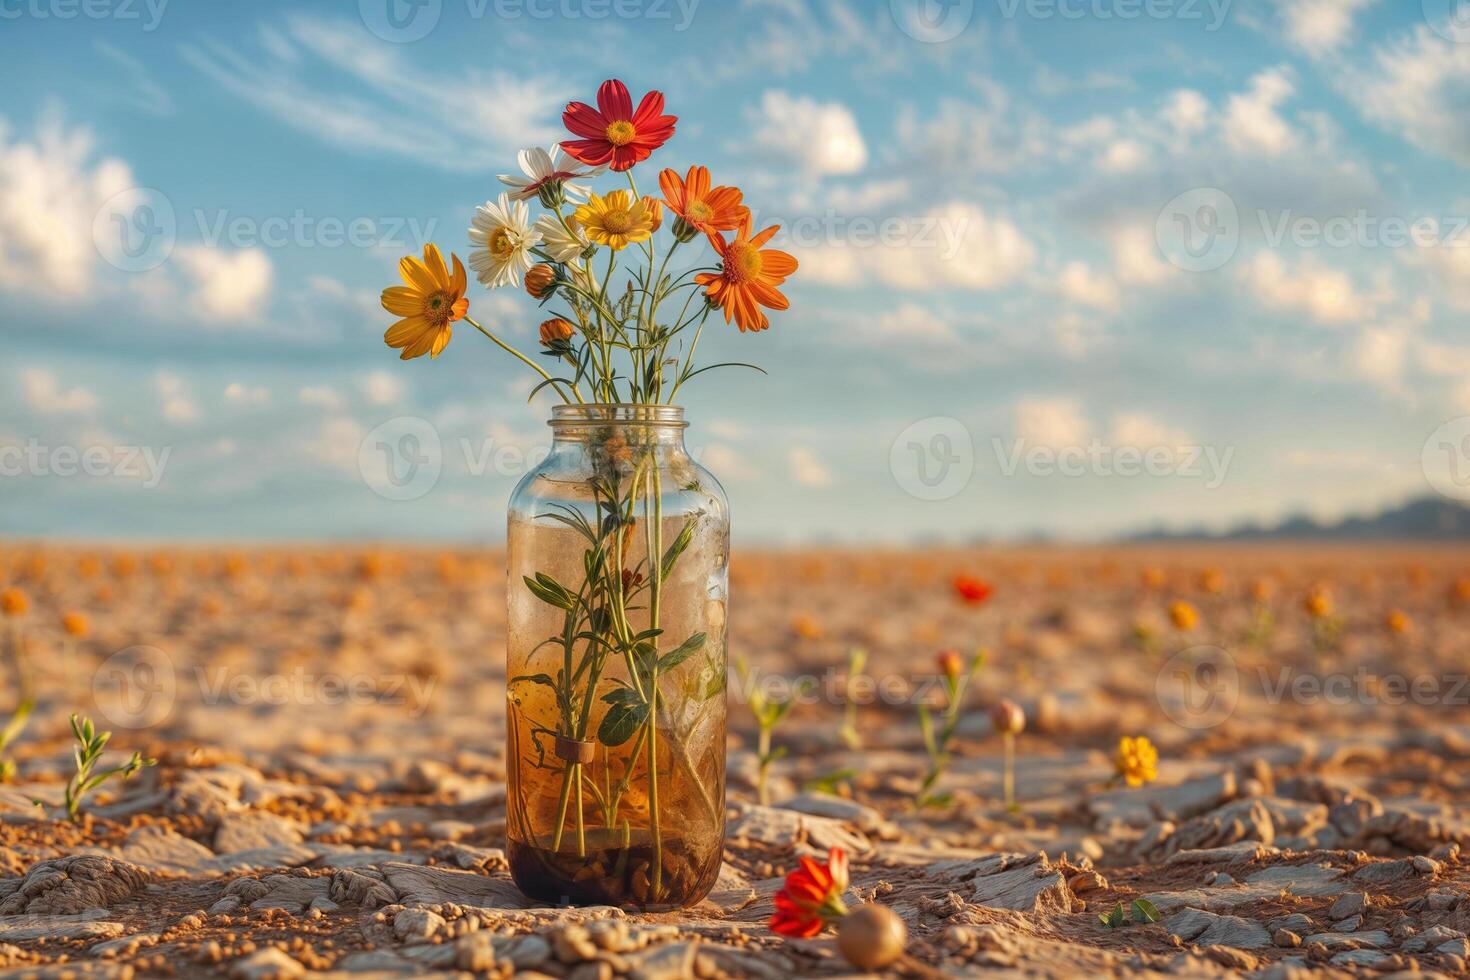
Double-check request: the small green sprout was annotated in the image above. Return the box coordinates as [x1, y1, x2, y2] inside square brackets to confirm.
[62, 714, 155, 823]
[1099, 899, 1162, 929]
[0, 699, 33, 783]
[915, 648, 985, 809]
[735, 655, 810, 806]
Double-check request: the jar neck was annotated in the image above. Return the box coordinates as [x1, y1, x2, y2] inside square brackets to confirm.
[548, 404, 688, 451]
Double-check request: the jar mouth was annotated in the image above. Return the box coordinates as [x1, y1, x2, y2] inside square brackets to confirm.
[549, 404, 687, 429]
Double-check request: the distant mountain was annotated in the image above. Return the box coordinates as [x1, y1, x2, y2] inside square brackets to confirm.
[1127, 496, 1470, 542]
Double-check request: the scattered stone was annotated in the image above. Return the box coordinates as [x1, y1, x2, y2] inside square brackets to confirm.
[230, 946, 305, 980]
[1164, 907, 1271, 949]
[393, 907, 445, 944]
[1273, 929, 1301, 948]
[0, 856, 146, 915]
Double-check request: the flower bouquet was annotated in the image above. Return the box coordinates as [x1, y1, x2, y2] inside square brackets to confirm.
[378, 79, 797, 909]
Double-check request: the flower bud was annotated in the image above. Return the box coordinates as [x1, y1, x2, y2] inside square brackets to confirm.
[990, 699, 1025, 736]
[642, 195, 663, 233]
[539, 317, 576, 345]
[525, 263, 557, 299]
[672, 216, 701, 243]
[537, 180, 567, 209]
[937, 650, 963, 682]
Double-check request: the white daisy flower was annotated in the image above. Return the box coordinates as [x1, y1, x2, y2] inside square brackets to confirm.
[468, 193, 541, 289]
[534, 213, 591, 265]
[498, 145, 603, 204]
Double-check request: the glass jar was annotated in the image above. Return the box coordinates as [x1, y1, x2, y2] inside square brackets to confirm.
[505, 405, 728, 910]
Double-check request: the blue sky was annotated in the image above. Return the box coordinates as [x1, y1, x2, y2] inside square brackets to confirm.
[2, 0, 1469, 543]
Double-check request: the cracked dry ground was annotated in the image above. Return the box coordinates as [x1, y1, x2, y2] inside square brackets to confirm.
[0, 544, 1468, 978]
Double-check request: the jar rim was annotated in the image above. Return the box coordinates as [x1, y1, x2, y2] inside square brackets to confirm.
[549, 404, 687, 428]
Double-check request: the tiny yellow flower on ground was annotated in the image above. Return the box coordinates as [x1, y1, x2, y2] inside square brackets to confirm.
[1114, 735, 1159, 787]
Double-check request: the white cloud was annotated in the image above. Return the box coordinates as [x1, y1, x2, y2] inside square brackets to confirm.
[224, 382, 270, 406]
[1099, 138, 1147, 174]
[1057, 261, 1121, 312]
[172, 246, 273, 322]
[299, 386, 345, 412]
[788, 447, 834, 488]
[21, 368, 97, 415]
[798, 202, 1034, 291]
[1347, 26, 1470, 167]
[1015, 397, 1091, 449]
[896, 87, 1050, 177]
[1110, 412, 1193, 452]
[1161, 90, 1210, 135]
[1223, 67, 1298, 156]
[701, 443, 759, 482]
[155, 372, 198, 424]
[1276, 0, 1377, 56]
[748, 90, 867, 177]
[1348, 325, 1408, 397]
[0, 114, 134, 297]
[182, 15, 567, 172]
[1239, 252, 1375, 325]
[362, 371, 404, 407]
[1110, 226, 1174, 286]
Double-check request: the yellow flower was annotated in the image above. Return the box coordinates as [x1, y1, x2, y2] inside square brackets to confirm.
[1114, 735, 1158, 787]
[381, 243, 469, 361]
[574, 190, 655, 251]
[1168, 600, 1198, 632]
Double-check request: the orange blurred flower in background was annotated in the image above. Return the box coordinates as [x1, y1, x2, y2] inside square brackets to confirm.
[1303, 589, 1333, 620]
[953, 575, 993, 605]
[1385, 609, 1412, 634]
[1169, 600, 1199, 631]
[0, 589, 27, 617]
[62, 612, 89, 638]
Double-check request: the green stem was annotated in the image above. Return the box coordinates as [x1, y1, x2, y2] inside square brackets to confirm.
[464, 316, 576, 404]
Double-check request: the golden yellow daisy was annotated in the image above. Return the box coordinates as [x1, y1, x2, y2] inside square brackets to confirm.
[1114, 735, 1158, 787]
[574, 190, 655, 251]
[381, 243, 469, 361]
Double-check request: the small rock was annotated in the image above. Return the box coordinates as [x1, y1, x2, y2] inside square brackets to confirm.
[1328, 892, 1368, 919]
[1333, 915, 1361, 931]
[230, 947, 305, 980]
[393, 907, 445, 944]
[1412, 855, 1441, 875]
[1273, 929, 1301, 948]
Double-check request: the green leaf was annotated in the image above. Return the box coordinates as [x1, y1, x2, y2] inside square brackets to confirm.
[523, 573, 575, 610]
[1131, 899, 1161, 923]
[509, 673, 558, 692]
[657, 632, 706, 673]
[597, 702, 648, 746]
[660, 520, 695, 579]
[917, 703, 937, 757]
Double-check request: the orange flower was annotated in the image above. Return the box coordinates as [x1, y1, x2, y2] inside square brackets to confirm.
[642, 196, 663, 233]
[524, 263, 557, 299]
[937, 650, 963, 681]
[381, 243, 469, 361]
[1303, 589, 1332, 620]
[1169, 600, 1199, 631]
[1385, 609, 1411, 634]
[658, 165, 749, 239]
[770, 847, 850, 937]
[62, 611, 89, 638]
[953, 575, 993, 605]
[695, 218, 797, 333]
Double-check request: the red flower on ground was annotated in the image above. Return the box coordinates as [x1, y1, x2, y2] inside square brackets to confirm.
[562, 79, 677, 172]
[771, 847, 850, 938]
[953, 575, 993, 605]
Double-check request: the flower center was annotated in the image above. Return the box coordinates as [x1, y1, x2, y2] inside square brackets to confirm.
[489, 228, 516, 258]
[602, 209, 633, 234]
[725, 241, 763, 283]
[605, 120, 637, 146]
[686, 200, 714, 223]
[424, 292, 453, 326]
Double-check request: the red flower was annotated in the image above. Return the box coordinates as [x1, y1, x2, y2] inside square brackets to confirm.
[562, 79, 676, 172]
[954, 575, 993, 605]
[770, 847, 850, 938]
